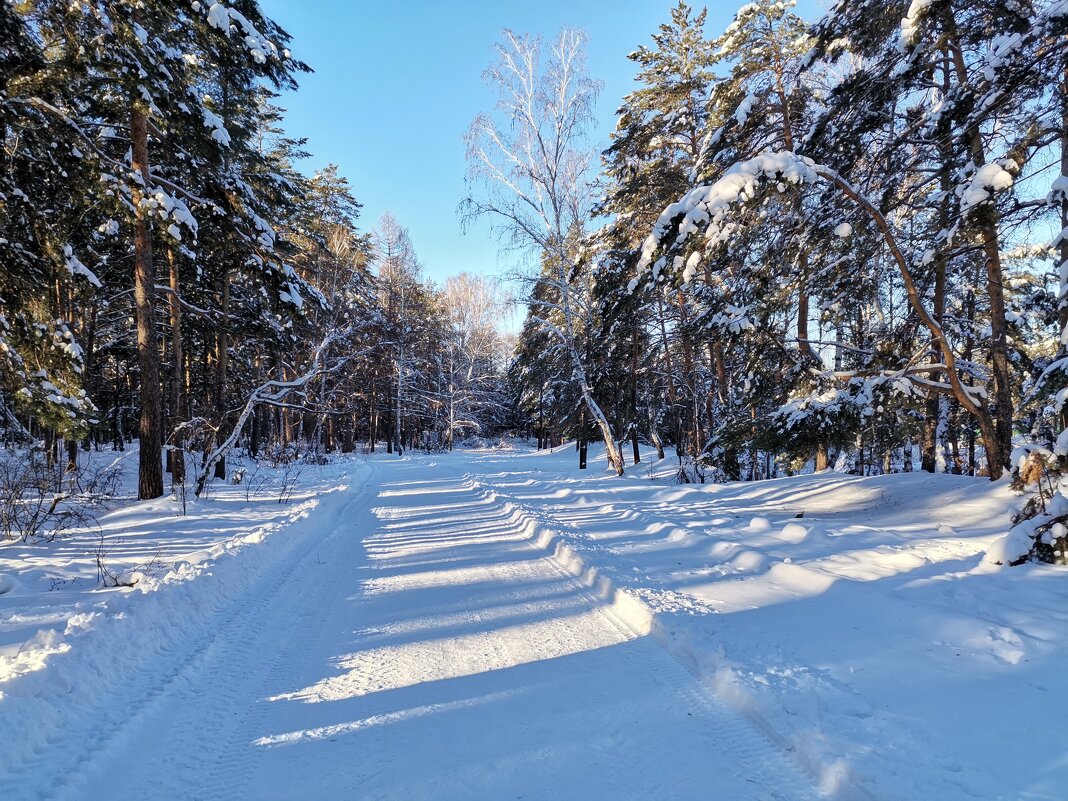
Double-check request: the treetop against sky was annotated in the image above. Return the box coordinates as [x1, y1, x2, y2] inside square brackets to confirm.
[259, 0, 820, 284]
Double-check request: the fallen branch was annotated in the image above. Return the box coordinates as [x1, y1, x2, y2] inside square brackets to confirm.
[193, 329, 363, 496]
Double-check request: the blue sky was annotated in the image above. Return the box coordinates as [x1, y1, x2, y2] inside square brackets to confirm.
[259, 0, 819, 285]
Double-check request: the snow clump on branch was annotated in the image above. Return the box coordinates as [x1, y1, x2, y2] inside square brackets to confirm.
[636, 151, 818, 282]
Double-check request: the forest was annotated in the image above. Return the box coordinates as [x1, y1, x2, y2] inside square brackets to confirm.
[2, 2, 1067, 798]
[2, 0, 1067, 568]
[1, 1, 514, 503]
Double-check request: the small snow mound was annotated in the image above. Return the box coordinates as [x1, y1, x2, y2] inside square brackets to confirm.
[983, 528, 1032, 566]
[63, 612, 100, 635]
[778, 522, 810, 543]
[128, 571, 160, 593]
[747, 516, 771, 532]
[984, 626, 1026, 665]
[936, 523, 957, 536]
[166, 561, 196, 582]
[707, 540, 741, 560]
[728, 549, 767, 573]
[0, 573, 17, 595]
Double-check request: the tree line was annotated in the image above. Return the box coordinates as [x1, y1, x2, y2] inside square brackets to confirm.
[1, 1, 511, 506]
[470, 1, 1067, 563]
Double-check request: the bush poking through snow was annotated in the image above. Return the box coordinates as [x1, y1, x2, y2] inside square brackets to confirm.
[241, 462, 272, 503]
[277, 462, 303, 505]
[992, 448, 1068, 565]
[676, 454, 713, 484]
[94, 532, 172, 589]
[0, 455, 113, 542]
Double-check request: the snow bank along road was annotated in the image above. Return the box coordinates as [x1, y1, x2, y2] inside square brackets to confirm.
[4, 454, 816, 801]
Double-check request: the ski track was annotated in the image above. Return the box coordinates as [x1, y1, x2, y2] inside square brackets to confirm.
[7, 456, 817, 800]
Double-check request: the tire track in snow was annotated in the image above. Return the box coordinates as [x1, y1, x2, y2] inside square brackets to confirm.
[11, 455, 819, 800]
[6, 463, 373, 801]
[347, 459, 818, 800]
[193, 467, 381, 801]
[134, 464, 374, 801]
[468, 468, 833, 800]
[569, 552, 815, 800]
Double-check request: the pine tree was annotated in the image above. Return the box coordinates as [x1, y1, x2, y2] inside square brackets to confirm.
[0, 3, 100, 458]
[598, 2, 716, 471]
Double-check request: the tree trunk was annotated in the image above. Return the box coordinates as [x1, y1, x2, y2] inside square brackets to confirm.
[65, 437, 78, 474]
[980, 221, 1013, 477]
[1059, 65, 1068, 439]
[631, 324, 641, 465]
[815, 441, 829, 472]
[922, 59, 952, 475]
[538, 385, 545, 450]
[395, 360, 404, 457]
[250, 406, 261, 458]
[131, 104, 163, 500]
[548, 252, 623, 475]
[167, 249, 185, 485]
[655, 295, 680, 450]
[44, 428, 56, 470]
[650, 416, 665, 461]
[921, 295, 946, 474]
[578, 373, 622, 474]
[213, 277, 229, 479]
[748, 405, 758, 481]
[713, 339, 739, 479]
[81, 306, 98, 453]
[945, 10, 1012, 478]
[579, 406, 588, 470]
[675, 292, 700, 458]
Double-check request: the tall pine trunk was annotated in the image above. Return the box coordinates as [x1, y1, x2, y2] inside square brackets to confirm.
[1059, 65, 1068, 438]
[395, 363, 403, 457]
[167, 249, 185, 485]
[630, 324, 641, 465]
[944, 9, 1012, 478]
[565, 292, 623, 474]
[214, 276, 229, 479]
[131, 104, 163, 500]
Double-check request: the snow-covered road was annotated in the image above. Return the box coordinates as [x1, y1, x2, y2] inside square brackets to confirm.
[13, 456, 813, 800]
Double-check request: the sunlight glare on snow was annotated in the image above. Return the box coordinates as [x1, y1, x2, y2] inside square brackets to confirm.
[268, 607, 636, 703]
[253, 689, 523, 748]
[689, 539, 985, 613]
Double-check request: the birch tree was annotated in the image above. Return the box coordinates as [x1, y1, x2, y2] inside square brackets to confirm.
[440, 273, 508, 447]
[463, 28, 624, 475]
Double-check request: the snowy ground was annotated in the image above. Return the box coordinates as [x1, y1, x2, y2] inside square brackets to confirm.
[1, 443, 1065, 799]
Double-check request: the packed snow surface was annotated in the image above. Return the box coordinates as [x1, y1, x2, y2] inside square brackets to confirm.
[1, 443, 1065, 800]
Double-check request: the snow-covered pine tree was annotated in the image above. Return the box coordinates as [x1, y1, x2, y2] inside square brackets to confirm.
[979, 1, 1068, 562]
[804, 0, 1061, 479]
[0, 4, 99, 458]
[12, 0, 317, 497]
[597, 2, 716, 474]
[177, 3, 314, 481]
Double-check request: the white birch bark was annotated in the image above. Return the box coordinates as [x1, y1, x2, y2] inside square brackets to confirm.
[464, 28, 624, 474]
